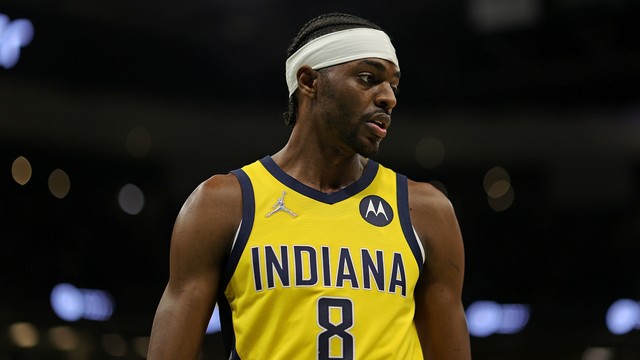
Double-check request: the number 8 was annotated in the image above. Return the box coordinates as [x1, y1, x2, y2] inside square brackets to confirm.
[317, 297, 354, 360]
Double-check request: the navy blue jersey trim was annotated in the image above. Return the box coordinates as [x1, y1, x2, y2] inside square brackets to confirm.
[396, 174, 424, 271]
[220, 168, 254, 359]
[259, 156, 379, 204]
[217, 296, 236, 359]
[224, 169, 255, 288]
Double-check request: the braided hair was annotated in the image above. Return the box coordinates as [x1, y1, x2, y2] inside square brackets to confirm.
[283, 13, 384, 127]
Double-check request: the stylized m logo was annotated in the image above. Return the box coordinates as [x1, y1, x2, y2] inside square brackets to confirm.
[365, 200, 389, 220]
[359, 195, 393, 227]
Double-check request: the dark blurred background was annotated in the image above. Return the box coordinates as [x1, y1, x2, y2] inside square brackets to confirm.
[1, 0, 640, 359]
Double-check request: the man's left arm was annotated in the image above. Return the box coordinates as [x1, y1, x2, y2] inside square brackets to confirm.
[408, 180, 471, 360]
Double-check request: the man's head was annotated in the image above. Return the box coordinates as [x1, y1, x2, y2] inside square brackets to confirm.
[283, 13, 398, 127]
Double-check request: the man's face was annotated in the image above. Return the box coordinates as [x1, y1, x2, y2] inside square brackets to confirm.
[315, 58, 400, 158]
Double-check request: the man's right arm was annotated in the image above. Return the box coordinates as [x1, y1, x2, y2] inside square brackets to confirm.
[147, 174, 242, 360]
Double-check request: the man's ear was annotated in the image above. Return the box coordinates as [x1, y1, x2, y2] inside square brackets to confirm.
[296, 65, 317, 98]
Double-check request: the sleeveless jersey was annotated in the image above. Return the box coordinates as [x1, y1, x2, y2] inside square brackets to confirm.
[219, 156, 425, 360]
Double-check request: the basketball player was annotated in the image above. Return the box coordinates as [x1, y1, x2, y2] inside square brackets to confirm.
[148, 13, 471, 360]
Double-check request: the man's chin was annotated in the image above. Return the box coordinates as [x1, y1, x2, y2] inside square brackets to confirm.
[358, 145, 380, 158]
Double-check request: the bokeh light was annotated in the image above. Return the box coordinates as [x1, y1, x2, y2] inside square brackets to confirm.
[11, 156, 32, 185]
[48, 169, 70, 199]
[483, 166, 514, 212]
[51, 283, 114, 322]
[47, 326, 80, 351]
[488, 186, 515, 212]
[606, 298, 640, 335]
[582, 347, 615, 360]
[101, 333, 127, 357]
[466, 300, 530, 337]
[0, 14, 35, 69]
[483, 166, 510, 193]
[118, 183, 145, 215]
[486, 179, 510, 199]
[51, 283, 84, 322]
[132, 337, 150, 358]
[8, 322, 39, 348]
[82, 289, 114, 321]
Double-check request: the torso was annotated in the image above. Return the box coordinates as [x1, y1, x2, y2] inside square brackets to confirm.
[218, 156, 425, 360]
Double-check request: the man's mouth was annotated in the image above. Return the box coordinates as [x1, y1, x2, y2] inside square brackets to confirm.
[368, 119, 386, 130]
[366, 119, 388, 138]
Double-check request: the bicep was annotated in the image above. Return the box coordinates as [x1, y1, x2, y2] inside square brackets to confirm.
[409, 182, 471, 359]
[148, 175, 241, 360]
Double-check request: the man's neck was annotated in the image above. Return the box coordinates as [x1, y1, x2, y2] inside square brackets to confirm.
[271, 144, 368, 194]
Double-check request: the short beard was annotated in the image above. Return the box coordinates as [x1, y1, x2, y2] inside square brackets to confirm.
[341, 123, 380, 158]
[318, 68, 381, 158]
[321, 106, 381, 158]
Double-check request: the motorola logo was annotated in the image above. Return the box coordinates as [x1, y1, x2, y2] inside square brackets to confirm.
[359, 195, 393, 227]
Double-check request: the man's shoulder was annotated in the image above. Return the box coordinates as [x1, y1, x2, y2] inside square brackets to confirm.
[177, 172, 242, 225]
[192, 172, 242, 206]
[192, 157, 267, 204]
[373, 163, 452, 213]
[406, 179, 461, 255]
[406, 179, 455, 216]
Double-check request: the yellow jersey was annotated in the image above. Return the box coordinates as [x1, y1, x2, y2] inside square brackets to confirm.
[219, 156, 425, 360]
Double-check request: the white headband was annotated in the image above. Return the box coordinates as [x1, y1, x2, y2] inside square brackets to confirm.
[285, 28, 399, 96]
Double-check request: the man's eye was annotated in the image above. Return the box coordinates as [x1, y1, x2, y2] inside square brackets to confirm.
[358, 74, 374, 83]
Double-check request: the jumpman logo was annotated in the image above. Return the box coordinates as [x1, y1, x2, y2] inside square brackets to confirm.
[266, 191, 298, 218]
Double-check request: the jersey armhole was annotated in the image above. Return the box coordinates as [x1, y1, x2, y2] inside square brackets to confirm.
[218, 168, 255, 359]
[222, 169, 255, 287]
[396, 174, 426, 269]
[412, 226, 426, 264]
